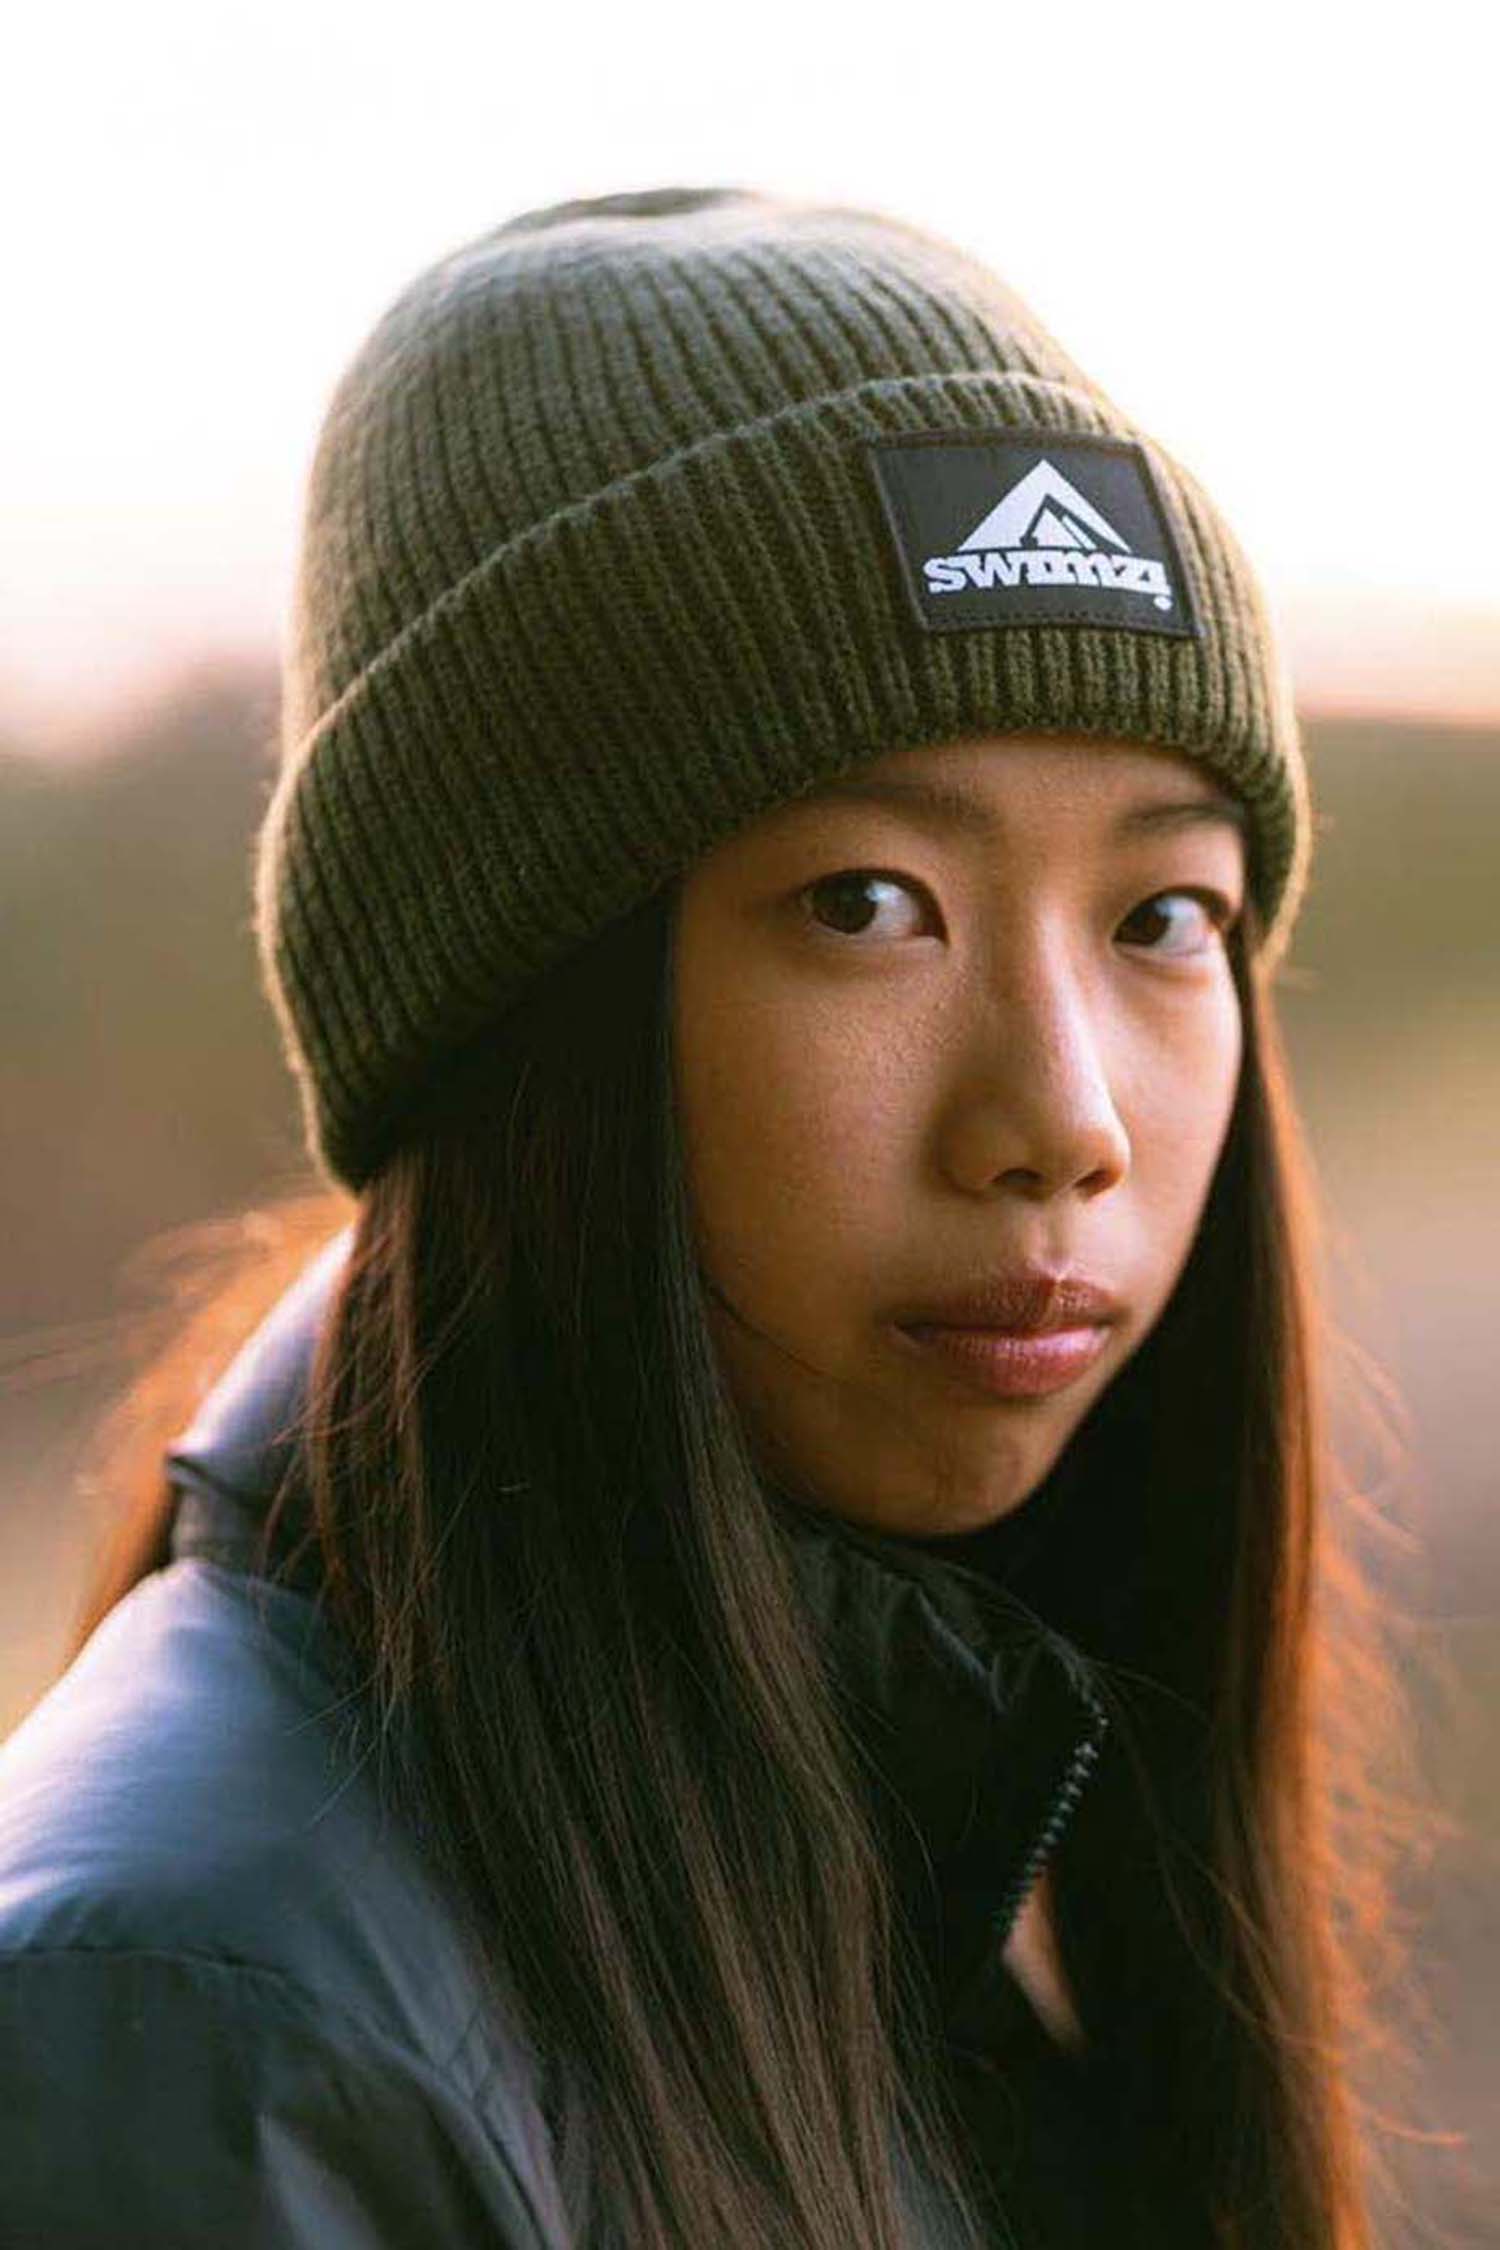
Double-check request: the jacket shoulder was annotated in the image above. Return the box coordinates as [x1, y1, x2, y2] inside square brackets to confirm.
[0, 1561, 565, 2242]
[0, 1560, 393, 1989]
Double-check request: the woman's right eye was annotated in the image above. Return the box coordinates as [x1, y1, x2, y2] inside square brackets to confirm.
[799, 869, 933, 940]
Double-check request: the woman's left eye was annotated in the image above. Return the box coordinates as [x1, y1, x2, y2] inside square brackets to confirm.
[1118, 889, 1237, 958]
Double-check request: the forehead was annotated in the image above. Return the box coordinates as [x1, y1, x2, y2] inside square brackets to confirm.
[771, 735, 1249, 847]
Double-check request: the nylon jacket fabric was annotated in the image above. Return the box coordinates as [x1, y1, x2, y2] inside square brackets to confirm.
[0, 1230, 1150, 2246]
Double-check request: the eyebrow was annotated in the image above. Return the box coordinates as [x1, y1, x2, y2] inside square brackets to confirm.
[805, 770, 1249, 843]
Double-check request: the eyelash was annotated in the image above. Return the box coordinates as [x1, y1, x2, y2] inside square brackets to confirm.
[796, 869, 1241, 955]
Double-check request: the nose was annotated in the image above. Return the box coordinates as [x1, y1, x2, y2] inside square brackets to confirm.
[935, 944, 1130, 1201]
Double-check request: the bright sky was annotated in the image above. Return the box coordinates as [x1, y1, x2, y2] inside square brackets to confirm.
[4, 0, 1495, 748]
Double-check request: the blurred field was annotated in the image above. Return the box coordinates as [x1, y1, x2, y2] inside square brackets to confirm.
[2, 676, 1496, 2241]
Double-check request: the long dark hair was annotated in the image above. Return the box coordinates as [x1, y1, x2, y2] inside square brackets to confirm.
[63, 873, 1430, 2248]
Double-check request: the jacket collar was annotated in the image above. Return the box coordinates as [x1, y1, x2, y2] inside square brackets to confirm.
[164, 1229, 1109, 2061]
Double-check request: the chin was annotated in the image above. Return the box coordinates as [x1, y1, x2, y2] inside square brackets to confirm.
[923, 1449, 1066, 1538]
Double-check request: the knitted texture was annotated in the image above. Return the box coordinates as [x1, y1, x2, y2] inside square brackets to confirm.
[255, 184, 1312, 1192]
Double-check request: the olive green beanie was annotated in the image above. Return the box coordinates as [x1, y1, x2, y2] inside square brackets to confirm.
[255, 183, 1312, 1193]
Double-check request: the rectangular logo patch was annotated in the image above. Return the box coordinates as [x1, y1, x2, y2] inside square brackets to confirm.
[865, 427, 1202, 641]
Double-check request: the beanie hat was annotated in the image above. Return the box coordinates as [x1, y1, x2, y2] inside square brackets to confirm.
[255, 184, 1312, 1194]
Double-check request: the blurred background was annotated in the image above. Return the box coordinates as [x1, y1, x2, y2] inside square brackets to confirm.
[3, 2, 1494, 2239]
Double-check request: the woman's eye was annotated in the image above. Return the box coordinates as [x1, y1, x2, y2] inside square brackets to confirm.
[799, 869, 931, 940]
[1118, 889, 1237, 959]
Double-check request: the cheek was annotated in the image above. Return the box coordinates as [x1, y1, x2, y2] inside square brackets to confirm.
[674, 968, 907, 1308]
[1131, 985, 1242, 1228]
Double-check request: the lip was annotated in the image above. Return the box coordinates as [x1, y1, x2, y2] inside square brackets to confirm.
[891, 1262, 1123, 1402]
[892, 1265, 1125, 1335]
[896, 1320, 1113, 1399]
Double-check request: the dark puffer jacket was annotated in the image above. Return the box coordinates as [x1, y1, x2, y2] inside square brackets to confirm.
[0, 1233, 1152, 2246]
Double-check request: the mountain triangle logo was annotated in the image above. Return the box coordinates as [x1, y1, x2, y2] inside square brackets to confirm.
[864, 428, 1203, 643]
[930, 457, 1174, 611]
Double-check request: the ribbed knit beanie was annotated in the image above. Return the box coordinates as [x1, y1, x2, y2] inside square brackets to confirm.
[255, 183, 1312, 1193]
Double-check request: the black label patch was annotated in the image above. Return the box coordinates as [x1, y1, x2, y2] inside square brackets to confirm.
[865, 427, 1202, 641]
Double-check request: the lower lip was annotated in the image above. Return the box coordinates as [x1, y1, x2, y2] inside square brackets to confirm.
[896, 1321, 1112, 1399]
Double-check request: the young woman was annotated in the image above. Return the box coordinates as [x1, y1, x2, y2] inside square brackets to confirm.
[0, 186, 1418, 2246]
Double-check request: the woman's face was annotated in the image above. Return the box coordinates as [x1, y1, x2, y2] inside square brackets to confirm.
[671, 733, 1247, 1540]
